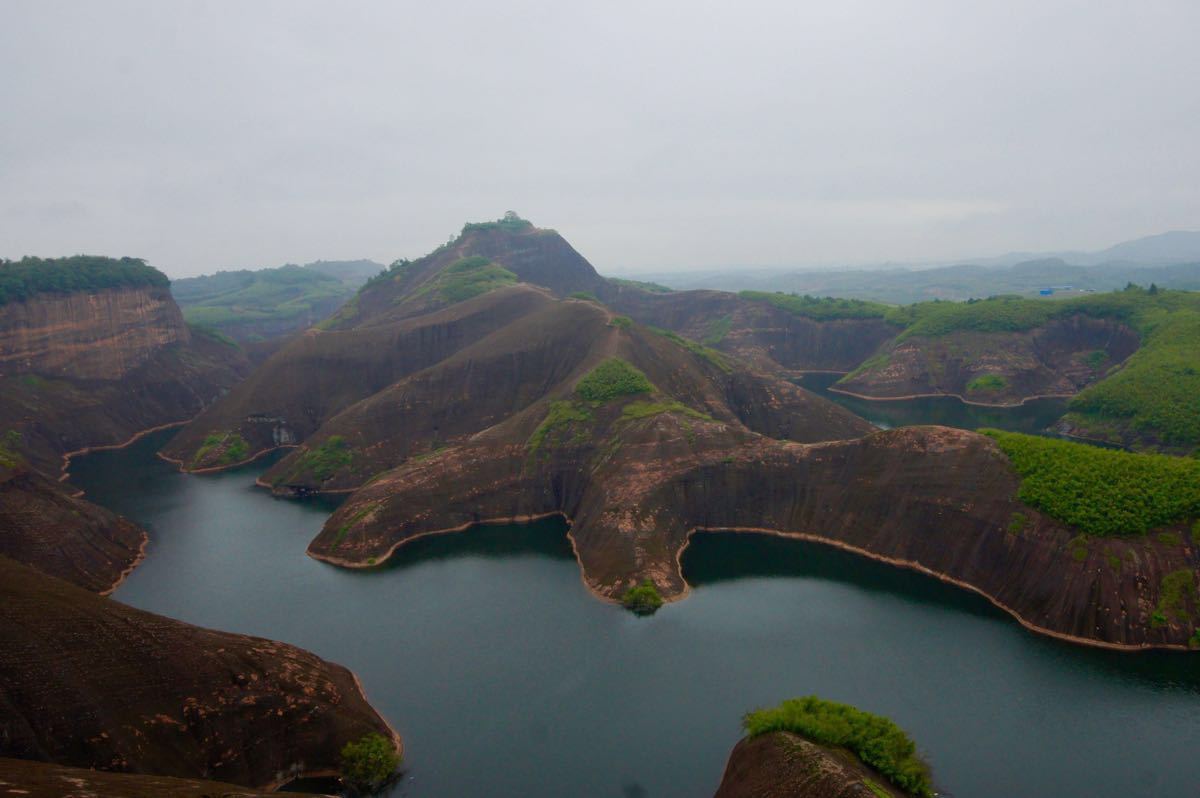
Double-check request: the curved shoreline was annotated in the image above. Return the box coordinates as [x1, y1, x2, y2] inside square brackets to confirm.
[310, 514, 1189, 653]
[100, 531, 149, 597]
[827, 385, 1075, 408]
[157, 443, 298, 474]
[59, 419, 192, 482]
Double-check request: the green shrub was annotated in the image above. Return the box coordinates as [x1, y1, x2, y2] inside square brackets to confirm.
[1153, 569, 1198, 627]
[0, 256, 168, 306]
[739, 291, 891, 321]
[621, 580, 664, 615]
[461, 212, 534, 234]
[0, 430, 24, 469]
[339, 732, 400, 793]
[527, 401, 594, 453]
[743, 696, 933, 797]
[982, 429, 1200, 536]
[1007, 512, 1027, 535]
[703, 315, 733, 345]
[191, 431, 250, 467]
[966, 374, 1008, 393]
[609, 315, 633, 329]
[292, 435, 353, 482]
[575, 359, 653, 403]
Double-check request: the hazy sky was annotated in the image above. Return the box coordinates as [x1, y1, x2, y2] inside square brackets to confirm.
[2, 1, 1198, 277]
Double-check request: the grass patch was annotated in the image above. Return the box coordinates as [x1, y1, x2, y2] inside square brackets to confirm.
[609, 315, 633, 329]
[863, 778, 893, 798]
[1007, 512, 1027, 536]
[570, 291, 601, 303]
[1068, 535, 1090, 562]
[1152, 570, 1197, 628]
[966, 373, 1009, 394]
[608, 276, 672, 293]
[703, 315, 733, 345]
[1157, 531, 1183, 546]
[739, 291, 892, 321]
[743, 696, 933, 797]
[648, 327, 732, 372]
[527, 400, 594, 454]
[291, 435, 353, 482]
[620, 400, 712, 423]
[621, 580, 664, 615]
[982, 429, 1200, 536]
[420, 256, 519, 304]
[842, 352, 891, 381]
[191, 431, 250, 467]
[0, 430, 24, 469]
[575, 359, 653, 403]
[1084, 349, 1109, 370]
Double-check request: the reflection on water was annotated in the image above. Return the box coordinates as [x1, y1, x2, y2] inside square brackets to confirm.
[66, 429, 1200, 798]
[795, 372, 1070, 434]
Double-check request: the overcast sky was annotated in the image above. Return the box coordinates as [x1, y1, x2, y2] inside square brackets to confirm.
[2, 1, 1198, 277]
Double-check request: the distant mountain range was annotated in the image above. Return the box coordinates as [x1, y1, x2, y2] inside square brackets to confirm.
[630, 231, 1200, 303]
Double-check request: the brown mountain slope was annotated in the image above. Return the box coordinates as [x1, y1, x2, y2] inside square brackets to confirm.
[713, 732, 907, 798]
[0, 757, 323, 798]
[0, 557, 400, 790]
[0, 284, 249, 474]
[0, 465, 144, 593]
[314, 421, 1198, 649]
[835, 314, 1139, 405]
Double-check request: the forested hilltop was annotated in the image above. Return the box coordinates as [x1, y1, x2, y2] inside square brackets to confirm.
[0, 256, 169, 305]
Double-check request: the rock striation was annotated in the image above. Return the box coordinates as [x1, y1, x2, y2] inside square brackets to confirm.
[714, 732, 906, 798]
[0, 757, 323, 798]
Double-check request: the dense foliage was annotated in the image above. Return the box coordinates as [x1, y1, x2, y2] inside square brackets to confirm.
[739, 290, 892, 320]
[461, 211, 534, 234]
[621, 580, 663, 615]
[527, 400, 594, 454]
[607, 276, 673, 293]
[339, 732, 400, 793]
[415, 256, 518, 304]
[0, 256, 168, 306]
[291, 435, 353, 482]
[743, 696, 933, 797]
[575, 359, 654, 403]
[966, 374, 1008, 394]
[174, 263, 354, 327]
[191, 431, 250, 467]
[982, 430, 1200, 536]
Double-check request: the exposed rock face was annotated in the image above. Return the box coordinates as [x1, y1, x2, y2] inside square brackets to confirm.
[0, 287, 188, 380]
[316, 422, 1198, 649]
[0, 557, 400, 789]
[0, 465, 144, 593]
[602, 287, 898, 374]
[0, 757, 322, 798]
[835, 315, 1140, 404]
[714, 732, 905, 798]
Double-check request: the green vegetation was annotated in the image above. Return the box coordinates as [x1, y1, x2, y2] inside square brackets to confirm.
[527, 400, 594, 454]
[843, 352, 891, 381]
[1157, 531, 1183, 546]
[966, 373, 1009, 394]
[648, 327, 732, 372]
[621, 580, 664, 615]
[569, 291, 601, 303]
[739, 291, 892, 321]
[703, 315, 733, 345]
[339, 732, 400, 793]
[462, 211, 535, 234]
[609, 315, 633, 329]
[889, 295, 1059, 340]
[0, 430, 24, 469]
[1084, 350, 1109, 370]
[361, 258, 416, 292]
[191, 431, 250, 467]
[743, 696, 933, 797]
[0, 256, 168, 306]
[983, 430, 1200, 536]
[174, 263, 355, 329]
[607, 276, 672, 293]
[863, 778, 893, 798]
[416, 256, 518, 304]
[291, 435, 353, 482]
[620, 400, 712, 422]
[1152, 569, 1197, 628]
[575, 359, 653, 403]
[1068, 535, 1090, 562]
[1007, 512, 1027, 536]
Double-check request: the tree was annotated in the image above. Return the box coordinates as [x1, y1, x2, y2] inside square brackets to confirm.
[340, 733, 400, 794]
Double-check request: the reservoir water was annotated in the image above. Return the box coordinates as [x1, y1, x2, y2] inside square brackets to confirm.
[71, 431, 1200, 797]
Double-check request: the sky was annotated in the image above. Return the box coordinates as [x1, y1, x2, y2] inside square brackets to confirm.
[1, 1, 1198, 278]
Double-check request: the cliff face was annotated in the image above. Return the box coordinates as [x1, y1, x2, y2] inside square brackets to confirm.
[835, 315, 1140, 404]
[0, 757, 322, 798]
[316, 422, 1198, 649]
[0, 465, 144, 593]
[0, 557, 399, 790]
[714, 732, 905, 798]
[0, 287, 189, 380]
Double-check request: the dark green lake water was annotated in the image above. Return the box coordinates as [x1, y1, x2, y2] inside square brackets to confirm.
[795, 372, 1071, 434]
[71, 431, 1200, 797]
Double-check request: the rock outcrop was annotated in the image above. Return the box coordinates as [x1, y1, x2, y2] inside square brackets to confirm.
[0, 757, 323, 798]
[0, 464, 144, 593]
[0, 556, 400, 790]
[714, 732, 906, 798]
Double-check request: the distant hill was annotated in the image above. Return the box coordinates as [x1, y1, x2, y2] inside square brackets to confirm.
[172, 259, 385, 344]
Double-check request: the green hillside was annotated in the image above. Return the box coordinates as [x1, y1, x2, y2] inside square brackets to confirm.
[0, 256, 168, 306]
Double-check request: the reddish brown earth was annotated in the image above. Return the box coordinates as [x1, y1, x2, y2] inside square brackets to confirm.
[835, 315, 1140, 405]
[0, 757, 324, 798]
[0, 465, 144, 593]
[713, 732, 906, 798]
[0, 556, 400, 790]
[315, 422, 1198, 649]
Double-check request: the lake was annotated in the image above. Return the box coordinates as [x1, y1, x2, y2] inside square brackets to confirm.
[70, 431, 1200, 797]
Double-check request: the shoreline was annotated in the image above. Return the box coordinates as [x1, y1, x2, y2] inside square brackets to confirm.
[59, 419, 192, 482]
[158, 443, 298, 474]
[827, 385, 1075, 408]
[99, 530, 150, 597]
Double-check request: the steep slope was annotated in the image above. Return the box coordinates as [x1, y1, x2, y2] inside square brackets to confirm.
[0, 757, 322, 798]
[714, 732, 909, 798]
[0, 556, 400, 790]
[0, 462, 144, 593]
[0, 257, 249, 473]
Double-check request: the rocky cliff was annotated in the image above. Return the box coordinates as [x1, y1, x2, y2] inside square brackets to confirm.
[0, 557, 400, 790]
[713, 732, 907, 798]
[836, 315, 1139, 405]
[0, 757, 323, 798]
[0, 464, 144, 593]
